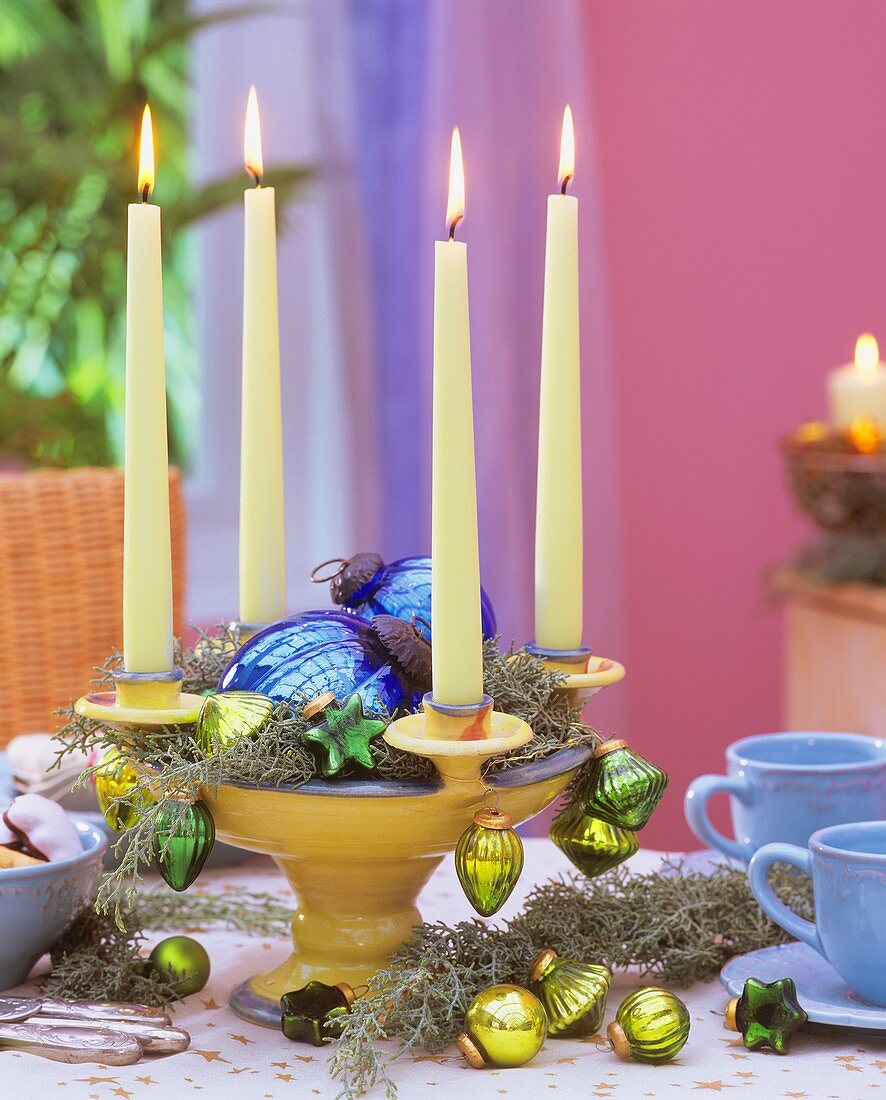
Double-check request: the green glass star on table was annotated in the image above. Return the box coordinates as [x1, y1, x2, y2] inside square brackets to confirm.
[280, 981, 355, 1045]
[301, 693, 387, 776]
[726, 976, 808, 1054]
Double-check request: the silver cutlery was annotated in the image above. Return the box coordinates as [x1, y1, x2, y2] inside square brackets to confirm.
[34, 1016, 190, 1054]
[0, 996, 171, 1025]
[0, 1020, 143, 1065]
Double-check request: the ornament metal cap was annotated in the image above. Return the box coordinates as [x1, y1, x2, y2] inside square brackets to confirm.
[335, 982, 356, 1007]
[529, 948, 558, 983]
[303, 692, 337, 720]
[456, 1032, 486, 1069]
[724, 998, 739, 1031]
[594, 738, 628, 758]
[472, 806, 513, 830]
[607, 1020, 631, 1061]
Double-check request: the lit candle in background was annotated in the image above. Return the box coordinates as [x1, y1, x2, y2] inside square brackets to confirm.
[431, 128, 484, 705]
[240, 85, 286, 625]
[534, 105, 583, 652]
[123, 105, 174, 673]
[828, 333, 886, 429]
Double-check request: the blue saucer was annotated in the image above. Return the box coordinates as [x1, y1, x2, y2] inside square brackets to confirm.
[721, 941, 886, 1031]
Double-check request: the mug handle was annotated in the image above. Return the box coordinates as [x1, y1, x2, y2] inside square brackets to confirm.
[684, 775, 753, 861]
[748, 843, 824, 956]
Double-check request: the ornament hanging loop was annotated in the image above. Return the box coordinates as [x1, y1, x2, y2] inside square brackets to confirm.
[310, 558, 350, 584]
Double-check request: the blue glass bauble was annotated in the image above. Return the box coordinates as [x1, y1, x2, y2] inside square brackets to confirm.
[218, 610, 415, 712]
[333, 555, 497, 643]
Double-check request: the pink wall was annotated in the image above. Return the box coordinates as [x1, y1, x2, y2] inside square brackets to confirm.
[585, 2, 886, 848]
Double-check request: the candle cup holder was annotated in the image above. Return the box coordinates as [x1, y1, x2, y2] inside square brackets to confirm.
[383, 693, 533, 784]
[74, 668, 203, 730]
[193, 618, 271, 663]
[526, 643, 625, 711]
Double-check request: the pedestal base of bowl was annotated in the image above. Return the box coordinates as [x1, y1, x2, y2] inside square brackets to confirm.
[201, 745, 590, 1028]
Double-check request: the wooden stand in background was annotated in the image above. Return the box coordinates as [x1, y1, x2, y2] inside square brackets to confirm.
[778, 570, 886, 735]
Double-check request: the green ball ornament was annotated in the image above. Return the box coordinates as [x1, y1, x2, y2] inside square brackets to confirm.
[153, 800, 216, 892]
[529, 948, 611, 1038]
[457, 984, 547, 1069]
[581, 739, 669, 831]
[149, 935, 211, 996]
[455, 807, 524, 917]
[549, 805, 638, 877]
[608, 987, 690, 1064]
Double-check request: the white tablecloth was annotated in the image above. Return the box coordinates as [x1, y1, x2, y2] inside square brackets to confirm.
[6, 841, 885, 1099]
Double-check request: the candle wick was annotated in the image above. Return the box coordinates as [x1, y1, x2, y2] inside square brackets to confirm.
[448, 214, 463, 241]
[141, 183, 150, 203]
[249, 168, 262, 188]
[560, 174, 572, 196]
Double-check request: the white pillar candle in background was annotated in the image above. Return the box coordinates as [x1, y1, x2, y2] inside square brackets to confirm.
[239, 86, 286, 625]
[534, 105, 583, 651]
[828, 333, 886, 428]
[123, 105, 174, 673]
[431, 128, 484, 706]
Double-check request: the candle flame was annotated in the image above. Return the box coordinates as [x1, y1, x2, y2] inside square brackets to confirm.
[855, 333, 879, 380]
[138, 104, 154, 201]
[446, 127, 465, 238]
[848, 415, 884, 454]
[558, 105, 575, 192]
[244, 86, 264, 184]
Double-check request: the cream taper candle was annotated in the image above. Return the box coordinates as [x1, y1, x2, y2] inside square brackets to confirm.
[123, 105, 174, 673]
[827, 333, 886, 429]
[239, 86, 286, 625]
[431, 128, 484, 705]
[535, 105, 583, 651]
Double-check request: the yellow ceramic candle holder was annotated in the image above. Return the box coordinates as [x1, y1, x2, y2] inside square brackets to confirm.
[201, 692, 585, 1028]
[75, 668, 203, 729]
[527, 643, 625, 710]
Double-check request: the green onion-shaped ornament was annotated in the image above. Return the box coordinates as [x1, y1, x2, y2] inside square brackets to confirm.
[455, 807, 524, 917]
[581, 740, 668, 830]
[529, 948, 611, 1037]
[280, 981, 355, 1045]
[153, 800, 216, 892]
[549, 805, 638, 877]
[608, 987, 691, 1064]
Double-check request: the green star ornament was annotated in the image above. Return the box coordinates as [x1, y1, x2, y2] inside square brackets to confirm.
[725, 976, 808, 1054]
[301, 693, 387, 776]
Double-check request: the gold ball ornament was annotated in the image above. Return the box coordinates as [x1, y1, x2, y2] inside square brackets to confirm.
[149, 935, 211, 996]
[608, 987, 690, 1064]
[456, 984, 547, 1069]
[94, 750, 155, 832]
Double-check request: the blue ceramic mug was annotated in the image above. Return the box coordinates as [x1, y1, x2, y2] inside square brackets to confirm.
[684, 732, 886, 862]
[749, 821, 886, 1006]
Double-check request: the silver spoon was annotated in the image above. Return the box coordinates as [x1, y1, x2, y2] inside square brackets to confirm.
[34, 1017, 189, 1054]
[0, 1020, 142, 1065]
[0, 997, 171, 1025]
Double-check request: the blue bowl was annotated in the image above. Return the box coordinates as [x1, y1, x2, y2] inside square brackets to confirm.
[0, 816, 107, 991]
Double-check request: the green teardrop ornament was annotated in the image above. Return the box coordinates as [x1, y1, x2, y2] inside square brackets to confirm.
[581, 740, 668, 830]
[455, 807, 524, 917]
[153, 800, 216, 891]
[197, 691, 274, 754]
[608, 987, 690, 1064]
[529, 948, 611, 1037]
[549, 805, 638, 877]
